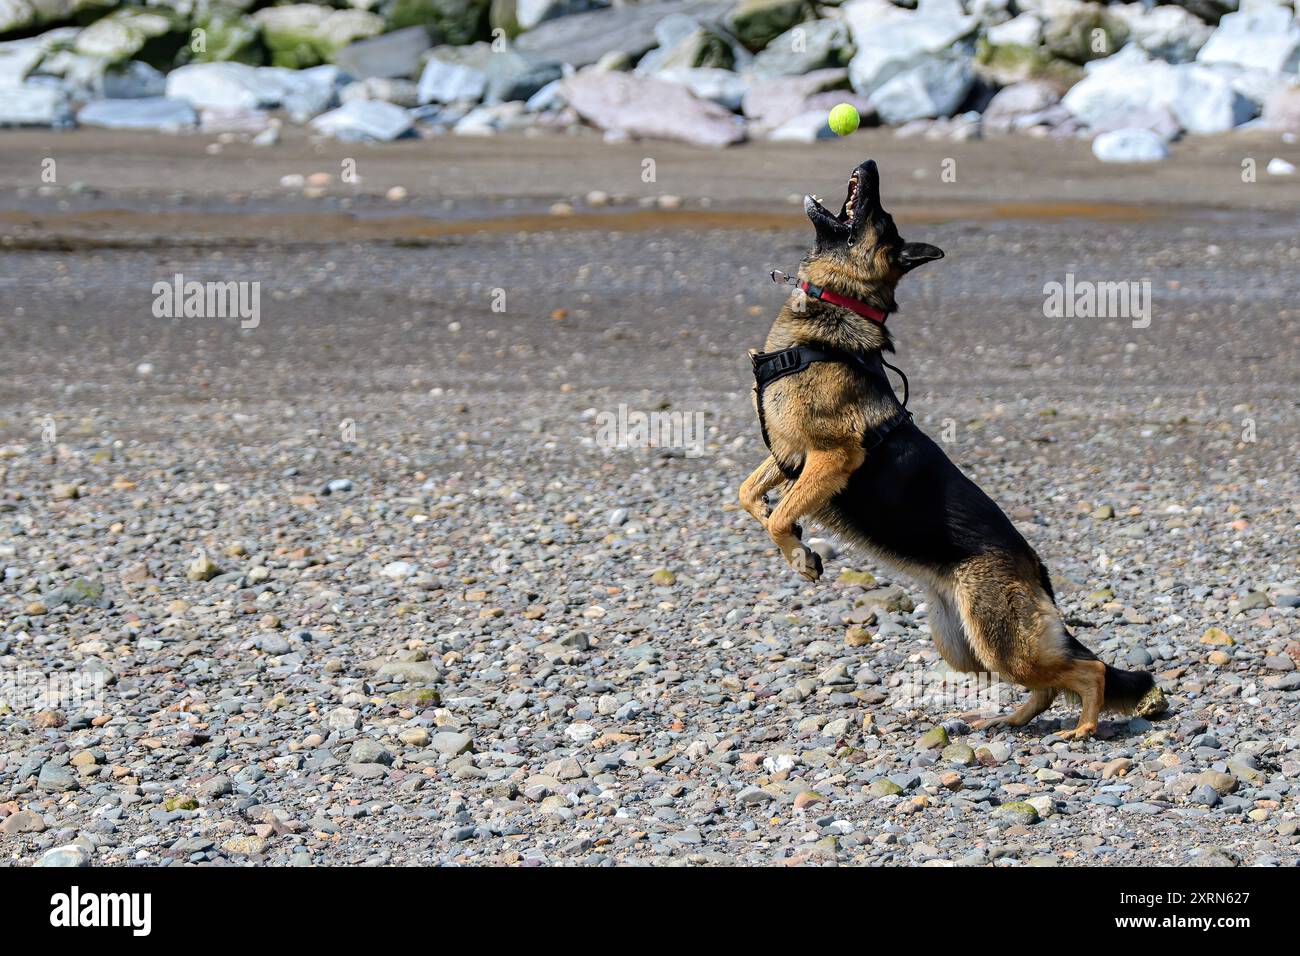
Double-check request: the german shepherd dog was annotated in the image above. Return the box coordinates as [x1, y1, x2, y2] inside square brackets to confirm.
[740, 159, 1166, 738]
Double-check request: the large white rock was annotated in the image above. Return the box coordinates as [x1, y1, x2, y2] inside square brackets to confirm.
[311, 99, 413, 141]
[166, 62, 285, 111]
[0, 39, 45, 88]
[740, 68, 848, 126]
[1063, 47, 1178, 133]
[767, 109, 834, 142]
[986, 13, 1043, 48]
[1064, 47, 1257, 135]
[417, 53, 489, 104]
[165, 62, 340, 119]
[561, 68, 746, 146]
[1168, 64, 1257, 133]
[656, 67, 750, 110]
[1109, 4, 1213, 64]
[870, 52, 974, 124]
[1197, 6, 1300, 75]
[77, 96, 197, 130]
[1092, 127, 1169, 162]
[0, 81, 72, 126]
[845, 0, 978, 95]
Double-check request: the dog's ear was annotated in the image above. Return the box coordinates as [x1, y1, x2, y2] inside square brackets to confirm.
[899, 242, 944, 273]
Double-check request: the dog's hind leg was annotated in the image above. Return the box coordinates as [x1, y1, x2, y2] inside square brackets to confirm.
[739, 455, 785, 530]
[766, 446, 864, 581]
[1052, 658, 1106, 740]
[970, 688, 1056, 732]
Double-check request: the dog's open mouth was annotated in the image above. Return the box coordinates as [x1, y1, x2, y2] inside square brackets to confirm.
[804, 160, 877, 242]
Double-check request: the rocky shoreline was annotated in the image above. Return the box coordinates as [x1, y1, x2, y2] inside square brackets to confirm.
[2, 0, 1299, 160]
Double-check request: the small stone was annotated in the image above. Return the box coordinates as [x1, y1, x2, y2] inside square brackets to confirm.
[349, 739, 394, 765]
[327, 707, 361, 731]
[1190, 846, 1239, 867]
[1200, 627, 1234, 646]
[37, 764, 79, 793]
[793, 791, 824, 810]
[1102, 758, 1133, 779]
[1237, 591, 1272, 611]
[845, 626, 873, 647]
[940, 742, 975, 766]
[35, 845, 89, 867]
[916, 726, 949, 750]
[650, 569, 676, 586]
[838, 569, 876, 586]
[1, 810, 46, 834]
[186, 553, 222, 581]
[1195, 770, 1237, 795]
[994, 801, 1039, 825]
[430, 732, 473, 756]
[222, 835, 267, 856]
[869, 778, 903, 798]
[32, 710, 65, 729]
[399, 727, 430, 747]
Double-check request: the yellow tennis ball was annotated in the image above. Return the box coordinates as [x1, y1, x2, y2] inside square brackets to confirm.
[828, 103, 860, 136]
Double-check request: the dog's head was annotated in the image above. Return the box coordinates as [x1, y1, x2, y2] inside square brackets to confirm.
[802, 160, 943, 304]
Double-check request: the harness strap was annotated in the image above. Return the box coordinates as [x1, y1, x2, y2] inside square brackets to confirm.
[750, 345, 911, 478]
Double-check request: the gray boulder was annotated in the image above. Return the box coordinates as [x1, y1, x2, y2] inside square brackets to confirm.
[334, 26, 432, 80]
[418, 43, 561, 105]
[165, 62, 341, 120]
[0, 34, 56, 87]
[417, 49, 487, 103]
[986, 13, 1043, 48]
[0, 82, 72, 126]
[166, 62, 286, 111]
[870, 50, 974, 123]
[767, 108, 834, 141]
[656, 67, 750, 110]
[1168, 0, 1239, 27]
[741, 67, 847, 127]
[1168, 63, 1257, 134]
[514, 0, 608, 32]
[726, 0, 814, 53]
[77, 96, 197, 130]
[746, 18, 851, 77]
[1062, 47, 1179, 135]
[254, 5, 385, 70]
[74, 9, 181, 65]
[982, 79, 1060, 133]
[634, 13, 742, 75]
[1021, 0, 1129, 66]
[341, 76, 422, 108]
[101, 61, 167, 99]
[514, 0, 732, 69]
[1063, 47, 1256, 136]
[1196, 5, 1300, 75]
[1109, 3, 1213, 63]
[1092, 127, 1169, 162]
[561, 68, 745, 146]
[310, 98, 414, 140]
[1261, 84, 1300, 131]
[844, 0, 977, 98]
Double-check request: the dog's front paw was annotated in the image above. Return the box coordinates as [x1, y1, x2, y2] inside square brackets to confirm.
[789, 545, 823, 582]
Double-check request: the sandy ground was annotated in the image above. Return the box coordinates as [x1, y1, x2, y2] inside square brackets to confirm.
[0, 129, 1297, 867]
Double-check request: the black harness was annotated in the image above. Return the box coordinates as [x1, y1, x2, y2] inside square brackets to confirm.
[751, 345, 912, 479]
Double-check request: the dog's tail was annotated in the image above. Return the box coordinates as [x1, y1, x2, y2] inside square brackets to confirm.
[1066, 635, 1165, 716]
[1102, 664, 1158, 714]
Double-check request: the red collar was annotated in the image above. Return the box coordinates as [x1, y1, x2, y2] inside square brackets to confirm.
[770, 270, 889, 325]
[798, 279, 889, 325]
